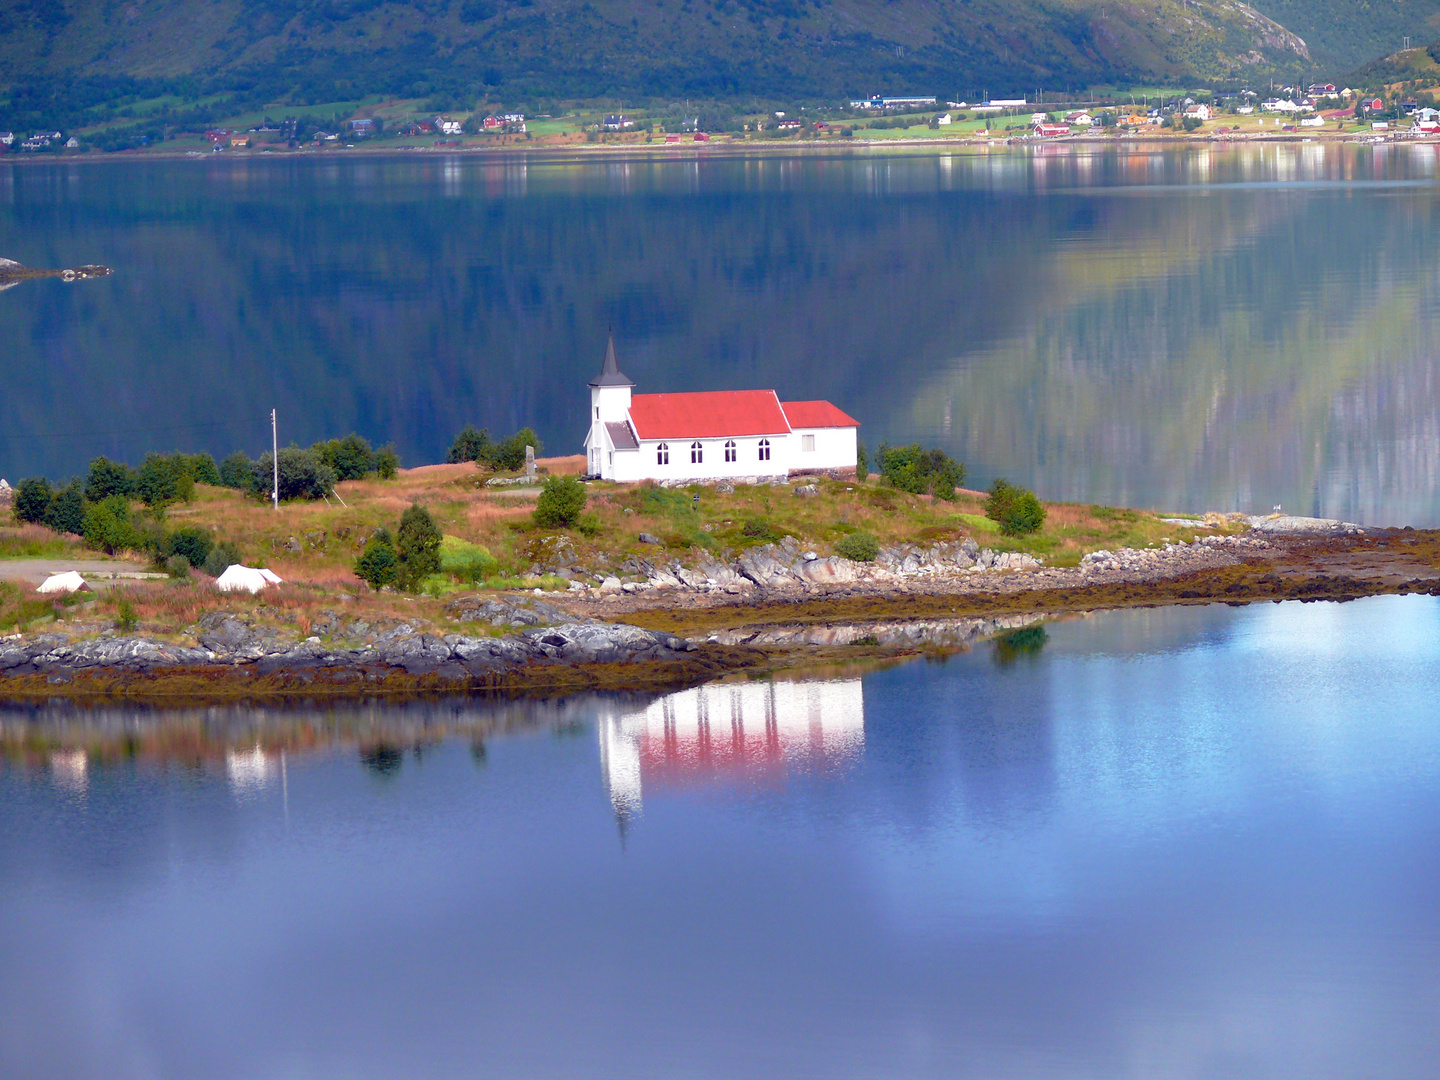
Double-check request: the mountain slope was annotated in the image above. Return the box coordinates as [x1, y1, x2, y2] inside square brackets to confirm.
[0, 0, 1309, 107]
[1247, 0, 1440, 76]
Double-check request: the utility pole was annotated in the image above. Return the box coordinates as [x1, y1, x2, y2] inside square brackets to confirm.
[271, 408, 279, 511]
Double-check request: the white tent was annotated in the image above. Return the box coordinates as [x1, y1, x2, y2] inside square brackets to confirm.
[214, 565, 283, 594]
[37, 571, 88, 595]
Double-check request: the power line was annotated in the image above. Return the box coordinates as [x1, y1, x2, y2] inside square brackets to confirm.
[0, 417, 273, 443]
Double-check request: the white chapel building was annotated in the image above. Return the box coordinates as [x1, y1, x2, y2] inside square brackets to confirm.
[582, 336, 859, 482]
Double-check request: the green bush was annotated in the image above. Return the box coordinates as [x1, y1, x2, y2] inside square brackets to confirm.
[835, 531, 880, 562]
[83, 495, 141, 554]
[577, 512, 601, 537]
[448, 425, 492, 463]
[395, 505, 442, 591]
[876, 444, 966, 501]
[44, 482, 86, 536]
[742, 517, 777, 542]
[373, 444, 400, 479]
[115, 597, 137, 633]
[165, 554, 191, 579]
[534, 475, 587, 528]
[856, 442, 870, 483]
[165, 525, 214, 568]
[440, 536, 499, 583]
[250, 447, 337, 502]
[355, 530, 398, 590]
[219, 451, 254, 489]
[203, 540, 241, 578]
[187, 452, 222, 486]
[312, 433, 376, 481]
[13, 478, 52, 524]
[481, 427, 543, 472]
[137, 453, 194, 507]
[984, 478, 1047, 535]
[85, 457, 136, 501]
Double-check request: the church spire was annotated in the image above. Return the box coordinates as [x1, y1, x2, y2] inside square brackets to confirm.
[589, 331, 634, 388]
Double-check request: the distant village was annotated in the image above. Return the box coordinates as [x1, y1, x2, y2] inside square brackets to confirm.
[5, 82, 1440, 155]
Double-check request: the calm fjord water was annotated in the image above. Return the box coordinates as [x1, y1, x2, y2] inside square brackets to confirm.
[4, 144, 1440, 524]
[2, 597, 1439, 1079]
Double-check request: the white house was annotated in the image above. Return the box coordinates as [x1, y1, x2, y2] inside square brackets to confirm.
[582, 337, 858, 483]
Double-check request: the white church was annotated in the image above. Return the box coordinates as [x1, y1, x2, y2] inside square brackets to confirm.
[582, 336, 859, 483]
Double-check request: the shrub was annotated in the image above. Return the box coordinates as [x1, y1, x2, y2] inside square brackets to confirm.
[395, 505, 442, 590]
[577, 512, 600, 537]
[856, 442, 869, 483]
[13, 478, 52, 524]
[250, 447, 337, 501]
[203, 540, 241, 578]
[984, 478, 1047, 535]
[137, 453, 194, 507]
[440, 536, 498, 584]
[835, 531, 880, 562]
[448, 425, 492, 464]
[876, 444, 965, 501]
[44, 482, 86, 536]
[219, 451, 254, 489]
[312, 433, 375, 481]
[480, 427, 543, 471]
[534, 475, 587, 528]
[83, 495, 141, 554]
[85, 457, 136, 501]
[115, 596, 138, 632]
[742, 517, 776, 541]
[165, 525, 214, 568]
[187, 452, 222, 486]
[373, 444, 400, 479]
[355, 530, 398, 590]
[164, 554, 191, 579]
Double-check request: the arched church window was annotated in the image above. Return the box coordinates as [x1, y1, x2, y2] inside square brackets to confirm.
[758, 439, 771, 462]
[724, 440, 737, 462]
[657, 442, 669, 465]
[691, 441, 703, 464]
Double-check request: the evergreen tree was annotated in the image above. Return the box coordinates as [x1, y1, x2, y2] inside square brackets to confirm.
[395, 505, 442, 590]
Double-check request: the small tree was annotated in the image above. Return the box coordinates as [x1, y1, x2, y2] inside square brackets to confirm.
[250, 447, 337, 501]
[876, 444, 966, 501]
[219, 451, 254, 489]
[13, 478, 53, 524]
[856, 442, 870, 483]
[44, 482, 87, 536]
[984, 478, 1047, 535]
[86, 457, 136, 501]
[187, 453, 223, 486]
[395, 504, 442, 590]
[83, 495, 141, 555]
[835, 531, 879, 561]
[534, 474, 587, 528]
[312, 433, 375, 481]
[355, 529, 398, 590]
[373, 444, 400, 479]
[448, 425, 492, 463]
[165, 525, 214, 568]
[137, 453, 194, 507]
[480, 427, 542, 471]
[203, 540, 242, 578]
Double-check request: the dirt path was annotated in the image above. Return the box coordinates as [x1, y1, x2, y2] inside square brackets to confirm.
[0, 559, 155, 586]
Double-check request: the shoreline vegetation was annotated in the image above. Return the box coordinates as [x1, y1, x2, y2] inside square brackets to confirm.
[3, 442, 1438, 709]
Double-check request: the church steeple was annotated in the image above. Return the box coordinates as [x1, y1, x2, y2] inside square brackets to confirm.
[589, 332, 634, 388]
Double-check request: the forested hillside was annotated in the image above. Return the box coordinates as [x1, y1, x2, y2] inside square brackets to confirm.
[1, 0, 1311, 124]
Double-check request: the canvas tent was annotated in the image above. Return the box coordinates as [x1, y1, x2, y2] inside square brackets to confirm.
[215, 565, 283, 593]
[37, 571, 88, 595]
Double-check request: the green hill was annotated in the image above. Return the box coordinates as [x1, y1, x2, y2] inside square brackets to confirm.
[1, 0, 1311, 128]
[1246, 0, 1440, 76]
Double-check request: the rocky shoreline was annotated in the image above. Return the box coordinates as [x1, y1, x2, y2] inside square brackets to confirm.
[3, 522, 1435, 705]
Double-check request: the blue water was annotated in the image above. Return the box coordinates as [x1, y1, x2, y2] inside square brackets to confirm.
[1, 595, 1437, 1078]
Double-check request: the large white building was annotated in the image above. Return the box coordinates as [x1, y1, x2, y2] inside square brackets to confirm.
[582, 337, 859, 482]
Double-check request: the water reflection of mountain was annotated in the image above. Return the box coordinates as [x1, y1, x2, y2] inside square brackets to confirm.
[597, 679, 864, 818]
[4, 148, 1440, 523]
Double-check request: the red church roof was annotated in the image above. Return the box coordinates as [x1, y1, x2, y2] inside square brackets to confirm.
[628, 390, 792, 440]
[781, 400, 860, 429]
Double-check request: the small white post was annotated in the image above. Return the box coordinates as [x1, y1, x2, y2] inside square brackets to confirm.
[271, 409, 279, 511]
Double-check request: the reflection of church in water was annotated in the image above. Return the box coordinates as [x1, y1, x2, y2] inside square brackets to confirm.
[597, 679, 865, 818]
